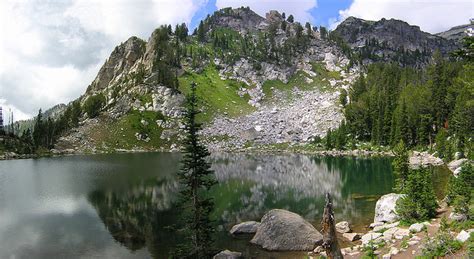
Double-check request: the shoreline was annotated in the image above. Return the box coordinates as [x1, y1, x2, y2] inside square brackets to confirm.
[0, 147, 395, 161]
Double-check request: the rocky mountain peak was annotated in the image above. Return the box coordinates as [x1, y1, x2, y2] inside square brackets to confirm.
[206, 7, 266, 34]
[334, 16, 457, 65]
[265, 10, 284, 23]
[88, 36, 146, 93]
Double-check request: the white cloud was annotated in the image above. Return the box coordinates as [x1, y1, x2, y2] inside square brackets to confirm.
[216, 0, 318, 24]
[0, 0, 207, 121]
[332, 0, 473, 33]
[66, 0, 208, 41]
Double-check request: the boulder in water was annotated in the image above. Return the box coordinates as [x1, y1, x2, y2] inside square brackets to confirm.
[250, 209, 323, 251]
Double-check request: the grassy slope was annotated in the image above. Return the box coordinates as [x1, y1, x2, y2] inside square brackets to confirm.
[88, 111, 168, 152]
[178, 65, 255, 123]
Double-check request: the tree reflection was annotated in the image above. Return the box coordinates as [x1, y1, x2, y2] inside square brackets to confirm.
[88, 179, 180, 258]
[87, 154, 395, 257]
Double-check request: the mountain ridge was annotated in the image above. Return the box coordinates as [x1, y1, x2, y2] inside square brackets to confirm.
[14, 7, 467, 154]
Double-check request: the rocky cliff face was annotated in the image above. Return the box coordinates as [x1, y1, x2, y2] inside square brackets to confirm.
[206, 7, 266, 34]
[50, 8, 464, 153]
[88, 37, 146, 93]
[334, 16, 458, 65]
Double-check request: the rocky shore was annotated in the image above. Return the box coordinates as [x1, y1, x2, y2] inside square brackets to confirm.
[217, 193, 473, 259]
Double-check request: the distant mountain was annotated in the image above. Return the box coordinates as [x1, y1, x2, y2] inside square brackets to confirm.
[436, 23, 473, 42]
[333, 16, 459, 65]
[26, 7, 465, 153]
[13, 103, 66, 134]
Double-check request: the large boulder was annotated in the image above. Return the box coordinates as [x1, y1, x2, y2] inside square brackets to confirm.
[250, 209, 323, 251]
[229, 221, 260, 235]
[374, 193, 404, 223]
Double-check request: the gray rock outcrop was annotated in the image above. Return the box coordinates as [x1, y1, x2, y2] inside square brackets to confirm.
[250, 209, 323, 251]
[374, 193, 404, 223]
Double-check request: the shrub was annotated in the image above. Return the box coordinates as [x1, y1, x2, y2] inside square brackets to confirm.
[83, 94, 106, 118]
[421, 223, 462, 257]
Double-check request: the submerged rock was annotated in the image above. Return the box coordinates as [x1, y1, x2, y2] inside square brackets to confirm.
[250, 209, 323, 251]
[374, 193, 404, 223]
[229, 221, 260, 235]
[213, 250, 243, 259]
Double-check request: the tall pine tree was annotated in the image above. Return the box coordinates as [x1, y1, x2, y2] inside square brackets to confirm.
[175, 82, 217, 258]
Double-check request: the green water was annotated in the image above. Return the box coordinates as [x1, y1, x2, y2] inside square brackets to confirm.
[0, 153, 449, 258]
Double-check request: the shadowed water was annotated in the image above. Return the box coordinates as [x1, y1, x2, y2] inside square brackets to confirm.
[0, 152, 449, 258]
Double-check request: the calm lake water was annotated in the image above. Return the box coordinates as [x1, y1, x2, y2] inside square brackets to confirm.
[0, 153, 449, 258]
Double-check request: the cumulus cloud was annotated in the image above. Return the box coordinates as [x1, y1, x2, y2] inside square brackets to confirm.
[0, 0, 207, 122]
[332, 0, 473, 33]
[65, 0, 208, 41]
[216, 0, 318, 23]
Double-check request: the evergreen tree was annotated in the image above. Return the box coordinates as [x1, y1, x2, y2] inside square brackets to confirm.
[446, 163, 473, 216]
[281, 21, 287, 31]
[197, 21, 206, 43]
[175, 82, 217, 258]
[83, 94, 106, 118]
[287, 14, 294, 23]
[339, 89, 348, 107]
[32, 109, 44, 148]
[396, 167, 438, 223]
[319, 26, 328, 40]
[392, 140, 409, 192]
[71, 100, 82, 127]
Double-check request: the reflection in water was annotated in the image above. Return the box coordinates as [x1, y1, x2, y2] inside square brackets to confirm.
[88, 179, 180, 257]
[85, 154, 396, 258]
[210, 153, 347, 225]
[1, 153, 416, 258]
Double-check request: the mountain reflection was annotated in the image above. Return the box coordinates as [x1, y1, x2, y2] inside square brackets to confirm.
[87, 153, 393, 257]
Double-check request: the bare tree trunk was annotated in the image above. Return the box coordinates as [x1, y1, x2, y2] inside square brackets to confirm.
[321, 193, 343, 259]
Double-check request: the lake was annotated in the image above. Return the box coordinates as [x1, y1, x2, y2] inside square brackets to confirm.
[0, 153, 449, 258]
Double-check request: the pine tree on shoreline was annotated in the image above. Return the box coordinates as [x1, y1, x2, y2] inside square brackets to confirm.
[174, 82, 217, 258]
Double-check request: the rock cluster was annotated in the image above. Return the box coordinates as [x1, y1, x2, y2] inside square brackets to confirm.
[203, 88, 344, 150]
[409, 151, 444, 168]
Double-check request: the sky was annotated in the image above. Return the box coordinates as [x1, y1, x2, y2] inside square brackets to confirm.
[0, 0, 472, 122]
